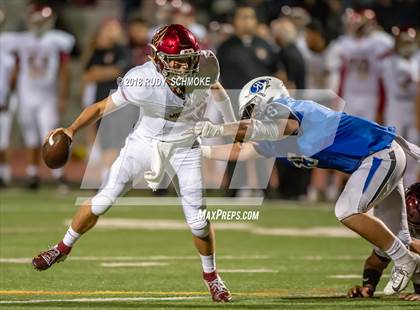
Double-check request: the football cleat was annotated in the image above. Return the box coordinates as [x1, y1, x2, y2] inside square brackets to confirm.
[384, 254, 420, 295]
[32, 245, 68, 271]
[203, 271, 232, 302]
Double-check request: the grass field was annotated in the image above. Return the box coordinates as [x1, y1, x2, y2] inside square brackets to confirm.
[0, 188, 418, 309]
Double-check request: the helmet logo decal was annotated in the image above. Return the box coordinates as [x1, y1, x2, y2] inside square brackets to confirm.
[249, 79, 270, 95]
[151, 25, 169, 47]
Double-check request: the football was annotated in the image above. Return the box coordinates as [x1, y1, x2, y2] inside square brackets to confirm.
[42, 130, 72, 169]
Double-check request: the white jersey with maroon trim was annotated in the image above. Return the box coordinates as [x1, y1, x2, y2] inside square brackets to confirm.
[328, 31, 393, 118]
[111, 61, 234, 143]
[0, 32, 17, 106]
[9, 30, 74, 105]
[380, 51, 420, 185]
[380, 51, 420, 123]
[296, 39, 331, 89]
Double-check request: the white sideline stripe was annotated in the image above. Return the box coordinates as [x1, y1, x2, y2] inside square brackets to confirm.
[75, 197, 264, 206]
[293, 255, 366, 261]
[100, 262, 168, 267]
[328, 274, 389, 279]
[64, 219, 253, 231]
[0, 296, 205, 304]
[253, 227, 357, 238]
[218, 268, 277, 273]
[65, 218, 358, 238]
[0, 255, 270, 264]
[328, 274, 361, 279]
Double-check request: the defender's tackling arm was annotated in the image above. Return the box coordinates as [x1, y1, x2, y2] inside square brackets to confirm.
[193, 118, 299, 142]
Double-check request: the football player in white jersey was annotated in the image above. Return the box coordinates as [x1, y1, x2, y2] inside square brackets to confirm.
[8, 5, 75, 190]
[327, 9, 394, 121]
[32, 24, 235, 302]
[379, 27, 419, 185]
[0, 11, 17, 187]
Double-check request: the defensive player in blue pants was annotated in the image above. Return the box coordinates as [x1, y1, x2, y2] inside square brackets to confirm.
[190, 76, 420, 295]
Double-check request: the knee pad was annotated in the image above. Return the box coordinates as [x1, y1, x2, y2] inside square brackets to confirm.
[189, 220, 209, 238]
[91, 194, 114, 216]
[335, 201, 358, 221]
[334, 192, 363, 221]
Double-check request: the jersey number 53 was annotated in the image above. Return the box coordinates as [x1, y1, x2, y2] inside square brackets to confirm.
[287, 153, 318, 169]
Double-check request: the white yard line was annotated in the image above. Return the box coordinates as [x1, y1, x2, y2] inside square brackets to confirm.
[64, 218, 253, 231]
[0, 296, 205, 304]
[63, 218, 358, 238]
[75, 197, 264, 206]
[218, 268, 277, 273]
[292, 255, 366, 260]
[253, 227, 357, 238]
[100, 262, 168, 267]
[328, 274, 389, 279]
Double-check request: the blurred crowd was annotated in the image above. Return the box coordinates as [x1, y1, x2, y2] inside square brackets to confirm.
[0, 0, 419, 200]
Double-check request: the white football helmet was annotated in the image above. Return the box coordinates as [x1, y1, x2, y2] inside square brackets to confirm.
[239, 76, 289, 120]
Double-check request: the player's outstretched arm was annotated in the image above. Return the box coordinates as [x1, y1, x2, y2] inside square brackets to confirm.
[193, 118, 299, 142]
[347, 250, 389, 298]
[201, 142, 262, 161]
[48, 95, 118, 140]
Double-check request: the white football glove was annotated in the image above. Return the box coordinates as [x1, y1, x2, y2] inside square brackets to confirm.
[192, 121, 224, 138]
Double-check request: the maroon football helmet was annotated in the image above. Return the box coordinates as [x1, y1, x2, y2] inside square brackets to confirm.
[406, 183, 420, 236]
[149, 24, 200, 79]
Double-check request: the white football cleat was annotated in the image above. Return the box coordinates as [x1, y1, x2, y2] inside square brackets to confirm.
[384, 253, 420, 295]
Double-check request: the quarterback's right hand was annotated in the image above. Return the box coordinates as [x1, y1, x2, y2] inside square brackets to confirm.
[347, 285, 374, 298]
[44, 127, 74, 144]
[189, 121, 224, 138]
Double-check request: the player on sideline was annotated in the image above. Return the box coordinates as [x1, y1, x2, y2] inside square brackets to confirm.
[32, 24, 234, 302]
[7, 5, 75, 190]
[347, 183, 420, 301]
[0, 11, 17, 187]
[191, 76, 420, 295]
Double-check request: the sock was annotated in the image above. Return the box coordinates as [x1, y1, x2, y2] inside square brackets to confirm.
[57, 241, 72, 255]
[385, 238, 410, 264]
[200, 254, 216, 273]
[62, 226, 81, 248]
[26, 165, 38, 177]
